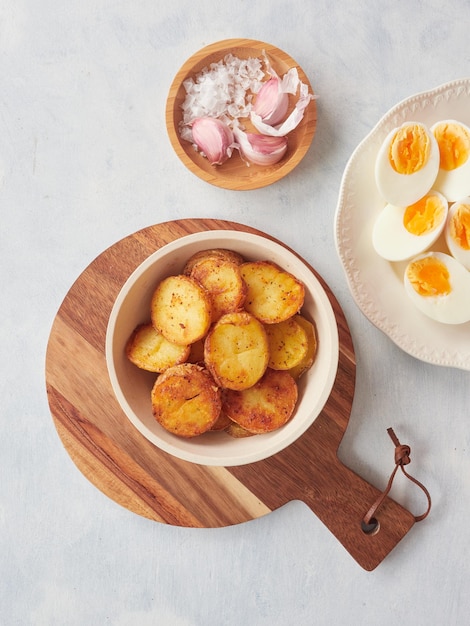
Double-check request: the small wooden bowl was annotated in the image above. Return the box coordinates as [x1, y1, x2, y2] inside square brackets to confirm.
[165, 39, 317, 190]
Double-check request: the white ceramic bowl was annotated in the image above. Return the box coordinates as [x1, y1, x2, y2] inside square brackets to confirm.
[105, 230, 339, 466]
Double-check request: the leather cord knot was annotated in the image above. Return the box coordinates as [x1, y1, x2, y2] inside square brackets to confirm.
[363, 428, 431, 527]
[394, 443, 411, 466]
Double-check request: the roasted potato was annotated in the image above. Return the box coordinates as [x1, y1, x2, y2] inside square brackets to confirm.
[204, 311, 269, 390]
[151, 274, 212, 346]
[189, 257, 247, 322]
[210, 411, 233, 432]
[183, 248, 245, 275]
[151, 363, 221, 437]
[288, 315, 318, 379]
[225, 421, 255, 438]
[126, 323, 190, 373]
[240, 261, 305, 324]
[265, 317, 309, 370]
[222, 368, 298, 434]
[127, 247, 314, 440]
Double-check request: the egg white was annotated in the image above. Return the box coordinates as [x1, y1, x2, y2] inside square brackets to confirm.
[431, 120, 470, 202]
[404, 251, 470, 325]
[375, 122, 440, 207]
[445, 197, 470, 270]
[372, 191, 448, 262]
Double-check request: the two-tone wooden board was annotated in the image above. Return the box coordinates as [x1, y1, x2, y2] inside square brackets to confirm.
[45, 219, 416, 570]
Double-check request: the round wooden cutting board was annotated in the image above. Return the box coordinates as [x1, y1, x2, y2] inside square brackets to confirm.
[45, 219, 416, 571]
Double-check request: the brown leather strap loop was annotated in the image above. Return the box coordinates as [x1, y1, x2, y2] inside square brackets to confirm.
[363, 428, 432, 526]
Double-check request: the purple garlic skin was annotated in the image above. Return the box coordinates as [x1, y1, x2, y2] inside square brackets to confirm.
[233, 127, 288, 166]
[253, 77, 289, 126]
[191, 117, 234, 165]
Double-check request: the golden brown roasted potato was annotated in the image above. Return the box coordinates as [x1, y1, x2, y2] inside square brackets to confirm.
[288, 315, 318, 379]
[210, 411, 233, 432]
[240, 261, 305, 324]
[126, 323, 190, 372]
[189, 257, 247, 322]
[222, 368, 298, 434]
[151, 363, 221, 437]
[183, 248, 245, 275]
[225, 421, 255, 438]
[265, 317, 309, 370]
[151, 274, 212, 346]
[204, 311, 269, 390]
[127, 248, 314, 441]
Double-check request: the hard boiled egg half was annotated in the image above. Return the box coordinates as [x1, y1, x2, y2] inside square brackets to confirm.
[375, 122, 440, 206]
[372, 190, 448, 261]
[445, 197, 470, 270]
[404, 251, 470, 324]
[431, 120, 470, 202]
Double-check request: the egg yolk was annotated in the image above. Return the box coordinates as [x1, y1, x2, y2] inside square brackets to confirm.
[450, 203, 470, 250]
[433, 122, 470, 170]
[407, 257, 451, 297]
[403, 194, 445, 235]
[389, 124, 430, 174]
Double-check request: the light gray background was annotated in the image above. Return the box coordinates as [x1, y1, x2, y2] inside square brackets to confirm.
[2, 1, 469, 624]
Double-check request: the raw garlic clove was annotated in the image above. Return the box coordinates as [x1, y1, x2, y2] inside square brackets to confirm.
[251, 82, 315, 137]
[233, 128, 288, 166]
[191, 117, 234, 165]
[253, 77, 289, 126]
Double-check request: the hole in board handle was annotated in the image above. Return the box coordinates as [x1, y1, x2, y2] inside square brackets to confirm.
[361, 517, 380, 536]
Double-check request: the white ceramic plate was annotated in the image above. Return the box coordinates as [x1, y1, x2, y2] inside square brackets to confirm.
[335, 78, 470, 370]
[106, 230, 339, 466]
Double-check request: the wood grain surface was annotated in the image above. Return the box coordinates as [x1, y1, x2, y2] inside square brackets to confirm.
[45, 219, 416, 570]
[165, 39, 317, 190]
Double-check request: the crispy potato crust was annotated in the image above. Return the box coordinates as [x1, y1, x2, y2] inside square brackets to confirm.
[240, 261, 305, 324]
[265, 317, 309, 370]
[225, 421, 256, 438]
[210, 411, 233, 432]
[126, 323, 190, 372]
[204, 311, 269, 390]
[151, 274, 212, 346]
[151, 363, 221, 437]
[190, 258, 247, 322]
[288, 315, 318, 379]
[222, 368, 298, 434]
[183, 248, 245, 275]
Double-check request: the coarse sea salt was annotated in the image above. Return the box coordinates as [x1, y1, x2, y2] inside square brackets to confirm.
[180, 54, 266, 144]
